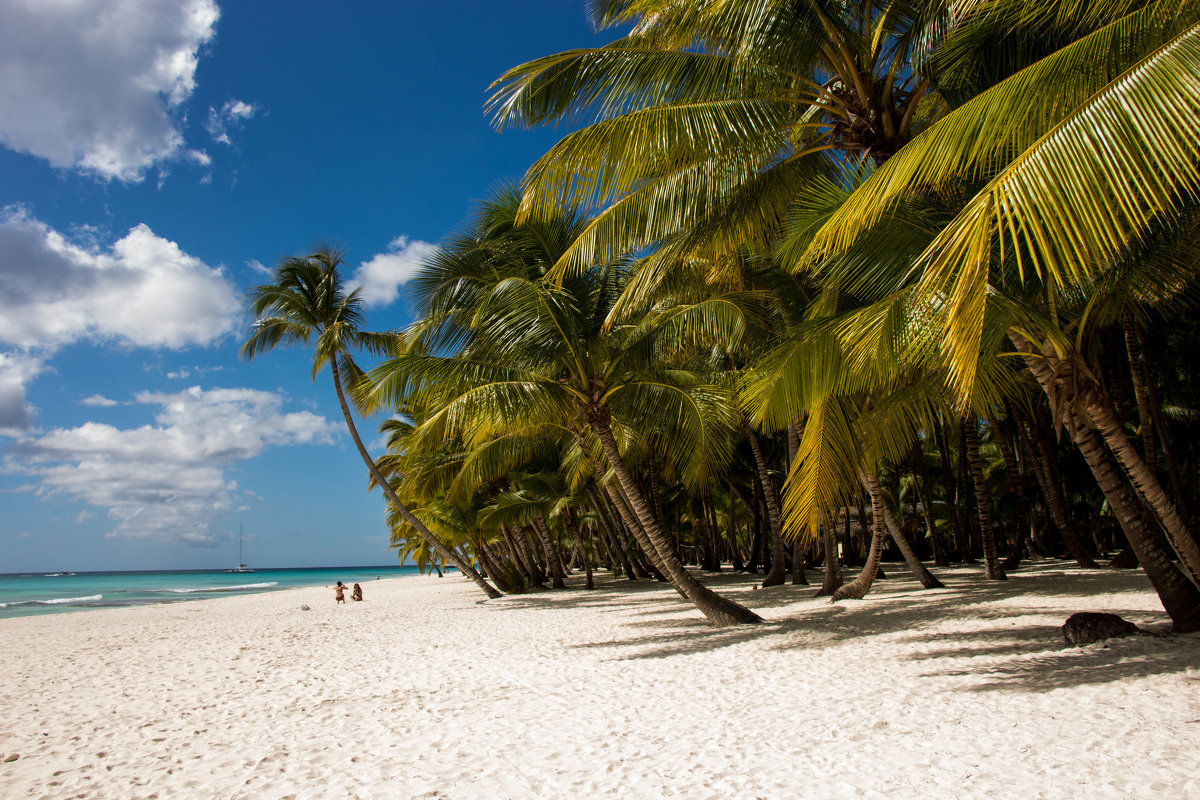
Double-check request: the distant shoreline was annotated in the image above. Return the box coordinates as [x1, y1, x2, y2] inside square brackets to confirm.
[0, 564, 422, 578]
[0, 565, 428, 619]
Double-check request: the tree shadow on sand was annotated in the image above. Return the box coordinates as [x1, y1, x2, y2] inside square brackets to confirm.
[503, 564, 1200, 687]
[915, 628, 1200, 692]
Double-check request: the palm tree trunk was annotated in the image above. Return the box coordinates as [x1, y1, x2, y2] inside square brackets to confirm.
[745, 422, 788, 587]
[727, 482, 746, 571]
[614, 486, 674, 582]
[500, 524, 538, 586]
[1139, 327, 1189, 526]
[591, 415, 762, 626]
[594, 518, 617, 574]
[518, 524, 550, 585]
[696, 495, 716, 571]
[746, 478, 764, 573]
[523, 526, 551, 582]
[563, 506, 593, 589]
[815, 521, 843, 597]
[329, 358, 501, 599]
[647, 453, 670, 548]
[1123, 314, 1158, 476]
[958, 426, 981, 561]
[533, 516, 566, 589]
[478, 539, 521, 593]
[1086, 394, 1200, 586]
[577, 535, 594, 588]
[1066, 413, 1200, 631]
[1021, 413, 1097, 566]
[705, 493, 724, 570]
[841, 505, 859, 567]
[910, 443, 947, 566]
[832, 482, 887, 601]
[602, 476, 670, 582]
[1011, 331, 1200, 588]
[588, 488, 636, 580]
[963, 415, 1007, 580]
[987, 412, 1031, 572]
[933, 420, 968, 562]
[791, 535, 807, 585]
[1012, 336, 1200, 628]
[787, 420, 809, 585]
[862, 471, 945, 589]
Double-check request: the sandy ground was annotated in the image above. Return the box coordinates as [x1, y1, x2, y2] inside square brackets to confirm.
[1, 563, 1198, 800]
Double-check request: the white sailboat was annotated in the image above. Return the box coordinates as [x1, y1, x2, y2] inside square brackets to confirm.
[227, 525, 254, 573]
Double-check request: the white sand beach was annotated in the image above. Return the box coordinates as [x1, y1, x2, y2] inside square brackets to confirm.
[2, 564, 1198, 800]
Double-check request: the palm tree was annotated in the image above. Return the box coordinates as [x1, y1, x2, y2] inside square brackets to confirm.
[487, 0, 943, 279]
[805, 1, 1200, 370]
[371, 192, 762, 626]
[241, 245, 502, 599]
[481, 0, 1200, 627]
[617, 254, 802, 585]
[370, 414, 532, 594]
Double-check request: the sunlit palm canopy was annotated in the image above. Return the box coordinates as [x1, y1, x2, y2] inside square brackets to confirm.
[241, 245, 398, 396]
[486, 0, 943, 278]
[797, 0, 1200, 402]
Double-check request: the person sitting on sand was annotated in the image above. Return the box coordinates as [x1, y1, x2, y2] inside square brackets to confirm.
[335, 581, 347, 604]
[351, 583, 363, 602]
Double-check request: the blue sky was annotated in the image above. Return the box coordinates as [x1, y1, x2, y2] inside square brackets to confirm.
[0, 0, 615, 572]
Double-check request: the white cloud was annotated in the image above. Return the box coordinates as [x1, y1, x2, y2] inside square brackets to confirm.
[0, 0, 220, 181]
[165, 370, 191, 380]
[349, 236, 438, 307]
[10, 386, 339, 544]
[246, 259, 272, 276]
[80, 394, 120, 407]
[0, 207, 240, 350]
[205, 98, 258, 145]
[0, 352, 43, 436]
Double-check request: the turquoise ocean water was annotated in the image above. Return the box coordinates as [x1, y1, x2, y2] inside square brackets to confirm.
[0, 565, 424, 619]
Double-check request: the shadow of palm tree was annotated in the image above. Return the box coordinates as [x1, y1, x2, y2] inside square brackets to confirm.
[922, 631, 1200, 692]
[494, 563, 1200, 681]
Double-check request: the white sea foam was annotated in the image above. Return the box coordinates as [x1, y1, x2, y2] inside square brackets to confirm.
[38, 594, 102, 605]
[164, 582, 277, 594]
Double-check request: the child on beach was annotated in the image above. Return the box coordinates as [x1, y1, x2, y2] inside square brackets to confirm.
[335, 582, 346, 604]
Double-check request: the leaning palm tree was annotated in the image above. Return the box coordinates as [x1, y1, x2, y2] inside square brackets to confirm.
[372, 193, 762, 626]
[778, 129, 1200, 624]
[241, 245, 502, 599]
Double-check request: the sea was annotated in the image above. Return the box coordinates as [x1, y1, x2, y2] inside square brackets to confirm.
[0, 565, 424, 619]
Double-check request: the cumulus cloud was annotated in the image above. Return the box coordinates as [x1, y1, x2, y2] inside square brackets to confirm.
[349, 236, 438, 307]
[0, 353, 43, 436]
[80, 394, 120, 407]
[10, 386, 339, 544]
[0, 0, 220, 181]
[206, 99, 258, 145]
[0, 207, 240, 350]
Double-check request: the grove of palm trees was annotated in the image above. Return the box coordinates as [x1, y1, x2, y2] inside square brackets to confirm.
[246, 0, 1200, 635]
